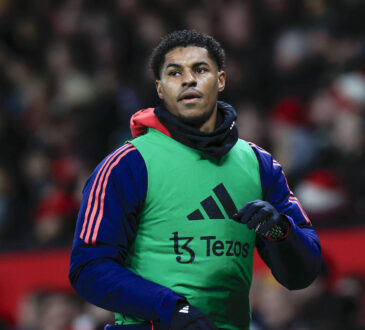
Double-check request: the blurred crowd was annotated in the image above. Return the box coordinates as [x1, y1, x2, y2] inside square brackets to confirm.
[1, 0, 365, 248]
[250, 262, 365, 330]
[0, 0, 365, 328]
[2, 262, 363, 330]
[10, 289, 114, 330]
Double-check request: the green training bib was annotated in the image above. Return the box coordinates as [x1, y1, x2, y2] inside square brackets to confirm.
[116, 128, 262, 329]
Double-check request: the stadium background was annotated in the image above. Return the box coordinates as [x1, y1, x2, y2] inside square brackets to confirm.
[0, 0, 365, 329]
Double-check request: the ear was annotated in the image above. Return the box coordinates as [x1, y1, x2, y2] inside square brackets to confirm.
[155, 80, 164, 99]
[218, 71, 226, 92]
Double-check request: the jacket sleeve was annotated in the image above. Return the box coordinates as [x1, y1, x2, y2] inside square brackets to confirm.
[69, 143, 182, 327]
[249, 143, 322, 290]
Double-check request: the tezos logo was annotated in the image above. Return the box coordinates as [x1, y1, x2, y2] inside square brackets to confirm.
[169, 231, 249, 264]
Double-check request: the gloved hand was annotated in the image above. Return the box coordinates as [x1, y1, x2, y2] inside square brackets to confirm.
[232, 200, 289, 240]
[170, 302, 218, 330]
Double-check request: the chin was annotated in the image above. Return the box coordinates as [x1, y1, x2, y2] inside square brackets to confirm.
[178, 110, 211, 127]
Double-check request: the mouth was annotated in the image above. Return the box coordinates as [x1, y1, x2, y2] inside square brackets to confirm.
[178, 90, 202, 104]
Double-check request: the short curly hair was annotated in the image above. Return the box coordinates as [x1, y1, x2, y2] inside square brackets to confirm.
[149, 30, 225, 79]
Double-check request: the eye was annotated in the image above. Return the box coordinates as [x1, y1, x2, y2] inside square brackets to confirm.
[168, 70, 181, 77]
[195, 67, 207, 74]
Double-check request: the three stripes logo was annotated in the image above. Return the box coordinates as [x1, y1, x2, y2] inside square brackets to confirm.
[171, 183, 250, 264]
[187, 183, 238, 220]
[178, 305, 189, 314]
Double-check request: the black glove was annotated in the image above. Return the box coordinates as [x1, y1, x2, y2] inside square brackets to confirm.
[170, 303, 218, 330]
[232, 200, 289, 240]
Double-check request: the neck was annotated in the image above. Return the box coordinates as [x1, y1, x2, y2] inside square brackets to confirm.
[192, 104, 219, 133]
[153, 101, 239, 159]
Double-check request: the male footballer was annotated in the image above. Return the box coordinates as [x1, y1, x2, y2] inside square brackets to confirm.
[69, 30, 321, 330]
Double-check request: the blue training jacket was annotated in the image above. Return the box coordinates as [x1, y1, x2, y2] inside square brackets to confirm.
[69, 108, 321, 327]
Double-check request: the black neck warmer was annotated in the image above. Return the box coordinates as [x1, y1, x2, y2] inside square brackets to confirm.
[154, 101, 238, 159]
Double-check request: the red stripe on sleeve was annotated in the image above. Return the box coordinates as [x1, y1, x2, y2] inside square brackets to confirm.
[289, 196, 311, 224]
[80, 144, 132, 241]
[90, 146, 136, 245]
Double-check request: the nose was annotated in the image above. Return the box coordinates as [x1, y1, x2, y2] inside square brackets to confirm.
[182, 70, 197, 87]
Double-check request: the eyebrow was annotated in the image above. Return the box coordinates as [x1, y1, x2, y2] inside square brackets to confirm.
[165, 61, 210, 70]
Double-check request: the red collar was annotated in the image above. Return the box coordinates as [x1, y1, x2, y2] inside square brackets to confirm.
[130, 108, 171, 138]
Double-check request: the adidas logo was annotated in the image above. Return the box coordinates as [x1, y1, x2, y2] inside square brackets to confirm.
[187, 183, 238, 220]
[179, 305, 189, 314]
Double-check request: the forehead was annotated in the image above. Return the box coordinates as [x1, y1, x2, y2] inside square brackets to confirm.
[163, 46, 216, 69]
